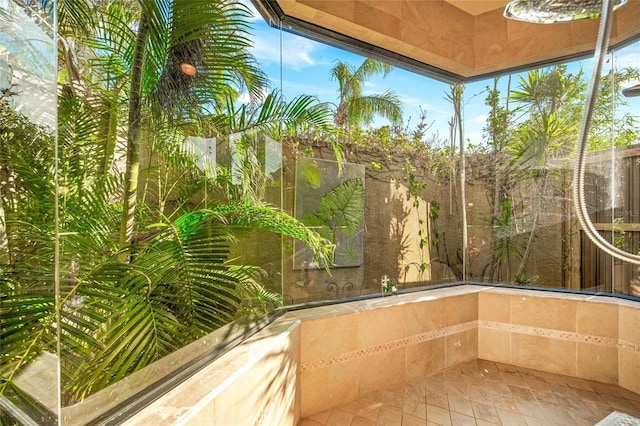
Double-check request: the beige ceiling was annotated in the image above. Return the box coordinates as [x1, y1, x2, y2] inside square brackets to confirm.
[444, 0, 509, 16]
[252, 0, 640, 82]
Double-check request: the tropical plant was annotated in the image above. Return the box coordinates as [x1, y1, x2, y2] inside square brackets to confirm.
[1, 0, 335, 414]
[329, 58, 403, 129]
[301, 178, 365, 265]
[477, 65, 640, 283]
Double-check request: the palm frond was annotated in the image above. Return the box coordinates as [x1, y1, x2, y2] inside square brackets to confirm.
[190, 203, 335, 269]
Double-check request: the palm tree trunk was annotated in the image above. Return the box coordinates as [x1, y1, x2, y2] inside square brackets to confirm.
[516, 171, 549, 278]
[0, 176, 9, 264]
[0, 166, 15, 264]
[119, 11, 149, 249]
[452, 84, 467, 280]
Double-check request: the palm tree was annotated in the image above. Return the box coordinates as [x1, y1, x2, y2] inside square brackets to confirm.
[1, 0, 335, 410]
[507, 67, 579, 282]
[329, 58, 403, 129]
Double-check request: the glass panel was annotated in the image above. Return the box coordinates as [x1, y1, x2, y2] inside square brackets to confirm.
[462, 41, 640, 296]
[3, 0, 640, 423]
[3, 1, 300, 423]
[1, 0, 59, 424]
[269, 18, 459, 305]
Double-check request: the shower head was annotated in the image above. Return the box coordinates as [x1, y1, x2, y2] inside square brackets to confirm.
[622, 83, 640, 97]
[504, 0, 627, 23]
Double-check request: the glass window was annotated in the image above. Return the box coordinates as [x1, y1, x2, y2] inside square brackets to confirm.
[1, 0, 58, 423]
[2, 0, 639, 424]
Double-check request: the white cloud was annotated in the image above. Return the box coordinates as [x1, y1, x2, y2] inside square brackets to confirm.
[474, 114, 488, 123]
[237, 92, 251, 103]
[615, 50, 640, 69]
[237, 86, 270, 104]
[399, 94, 436, 109]
[249, 29, 326, 70]
[241, 0, 263, 22]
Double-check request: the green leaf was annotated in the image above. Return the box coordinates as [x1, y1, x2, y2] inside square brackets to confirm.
[317, 178, 365, 237]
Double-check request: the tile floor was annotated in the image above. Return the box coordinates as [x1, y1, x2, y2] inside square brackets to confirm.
[299, 359, 640, 426]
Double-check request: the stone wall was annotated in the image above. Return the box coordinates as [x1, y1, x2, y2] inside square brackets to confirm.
[231, 139, 577, 304]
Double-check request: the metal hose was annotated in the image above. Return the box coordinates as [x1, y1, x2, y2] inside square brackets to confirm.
[572, 0, 640, 264]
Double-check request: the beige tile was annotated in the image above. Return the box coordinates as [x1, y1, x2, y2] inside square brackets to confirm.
[426, 404, 451, 426]
[531, 389, 559, 407]
[353, 1, 400, 39]
[516, 366, 546, 383]
[309, 409, 332, 424]
[403, 299, 446, 336]
[444, 381, 467, 399]
[358, 305, 406, 349]
[447, 395, 473, 417]
[479, 292, 511, 323]
[404, 381, 427, 402]
[426, 389, 449, 410]
[585, 399, 616, 421]
[567, 401, 600, 425]
[358, 347, 406, 397]
[501, 371, 528, 388]
[292, 324, 302, 422]
[619, 350, 640, 395]
[471, 400, 500, 424]
[351, 416, 377, 426]
[377, 405, 403, 426]
[301, 359, 359, 418]
[511, 295, 577, 332]
[339, 399, 359, 413]
[355, 399, 382, 421]
[576, 301, 618, 338]
[406, 337, 446, 382]
[466, 384, 488, 403]
[212, 341, 297, 426]
[515, 399, 546, 420]
[478, 328, 510, 364]
[618, 387, 640, 403]
[620, 305, 640, 346]
[477, 359, 500, 372]
[403, 398, 426, 419]
[495, 362, 519, 373]
[522, 416, 550, 426]
[511, 333, 576, 377]
[588, 379, 624, 397]
[298, 419, 325, 426]
[301, 313, 358, 364]
[496, 407, 528, 425]
[600, 394, 638, 412]
[364, 390, 405, 410]
[576, 342, 618, 384]
[325, 408, 354, 426]
[493, 396, 520, 412]
[542, 403, 578, 425]
[445, 293, 478, 327]
[401, 414, 425, 426]
[508, 385, 535, 401]
[449, 411, 476, 426]
[445, 328, 477, 368]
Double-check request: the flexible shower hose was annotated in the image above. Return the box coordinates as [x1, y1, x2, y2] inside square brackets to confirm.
[573, 0, 640, 264]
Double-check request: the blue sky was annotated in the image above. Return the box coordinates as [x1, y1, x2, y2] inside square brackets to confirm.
[244, 1, 640, 147]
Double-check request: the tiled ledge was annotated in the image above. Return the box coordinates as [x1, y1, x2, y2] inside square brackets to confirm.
[119, 284, 640, 424]
[122, 317, 302, 426]
[300, 321, 478, 372]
